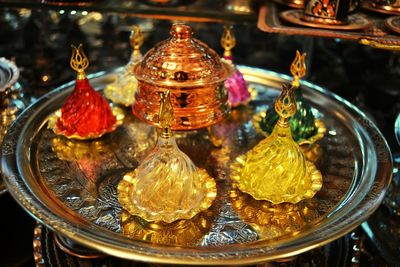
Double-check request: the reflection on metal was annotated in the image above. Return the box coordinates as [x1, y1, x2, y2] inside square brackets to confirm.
[221, 26, 251, 107]
[0, 57, 25, 195]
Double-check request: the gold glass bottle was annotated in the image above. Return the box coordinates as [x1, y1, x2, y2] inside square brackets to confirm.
[118, 90, 217, 223]
[104, 26, 144, 107]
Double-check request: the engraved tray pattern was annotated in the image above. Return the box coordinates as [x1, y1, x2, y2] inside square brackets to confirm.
[1, 66, 392, 265]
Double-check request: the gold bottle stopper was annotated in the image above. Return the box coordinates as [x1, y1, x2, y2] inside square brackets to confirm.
[118, 90, 216, 223]
[159, 90, 173, 138]
[70, 44, 89, 80]
[220, 25, 236, 58]
[220, 25, 251, 107]
[290, 50, 306, 89]
[275, 84, 297, 127]
[130, 25, 144, 57]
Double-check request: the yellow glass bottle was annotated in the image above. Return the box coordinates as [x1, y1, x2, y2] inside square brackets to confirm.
[231, 68, 322, 204]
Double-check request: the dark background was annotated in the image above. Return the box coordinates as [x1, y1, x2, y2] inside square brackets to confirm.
[0, 5, 399, 266]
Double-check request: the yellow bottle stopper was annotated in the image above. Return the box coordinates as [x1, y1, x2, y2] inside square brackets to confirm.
[231, 60, 322, 204]
[118, 90, 216, 223]
[104, 25, 144, 107]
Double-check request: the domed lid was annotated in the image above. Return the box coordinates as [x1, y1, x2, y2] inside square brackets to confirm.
[133, 23, 233, 87]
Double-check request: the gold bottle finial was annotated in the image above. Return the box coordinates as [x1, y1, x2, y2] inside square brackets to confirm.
[290, 50, 306, 88]
[130, 25, 144, 57]
[220, 26, 236, 58]
[274, 84, 297, 127]
[159, 90, 174, 138]
[70, 44, 89, 80]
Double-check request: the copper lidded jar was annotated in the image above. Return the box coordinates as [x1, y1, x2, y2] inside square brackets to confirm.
[132, 23, 233, 130]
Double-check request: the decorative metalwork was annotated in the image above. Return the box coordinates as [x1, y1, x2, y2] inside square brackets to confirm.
[130, 25, 144, 58]
[279, 9, 371, 30]
[70, 44, 89, 80]
[0, 57, 25, 195]
[1, 67, 392, 265]
[132, 23, 233, 130]
[359, 38, 400, 51]
[221, 26, 236, 58]
[33, 220, 361, 266]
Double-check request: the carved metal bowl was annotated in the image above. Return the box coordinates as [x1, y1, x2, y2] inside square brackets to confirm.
[1, 66, 392, 265]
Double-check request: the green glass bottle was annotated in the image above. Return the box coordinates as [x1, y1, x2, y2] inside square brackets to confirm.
[258, 51, 318, 143]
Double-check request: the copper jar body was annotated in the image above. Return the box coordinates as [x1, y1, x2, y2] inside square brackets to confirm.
[132, 23, 233, 130]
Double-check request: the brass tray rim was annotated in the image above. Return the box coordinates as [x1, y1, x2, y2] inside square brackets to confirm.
[385, 16, 400, 35]
[1, 66, 392, 265]
[362, 2, 400, 16]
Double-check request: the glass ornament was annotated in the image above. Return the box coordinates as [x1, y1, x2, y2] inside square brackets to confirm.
[118, 90, 217, 223]
[257, 51, 326, 145]
[104, 26, 144, 107]
[221, 26, 251, 107]
[231, 79, 322, 204]
[49, 45, 124, 139]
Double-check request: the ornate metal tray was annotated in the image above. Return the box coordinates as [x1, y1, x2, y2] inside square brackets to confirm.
[1, 66, 392, 265]
[0, 57, 23, 195]
[33, 223, 360, 266]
